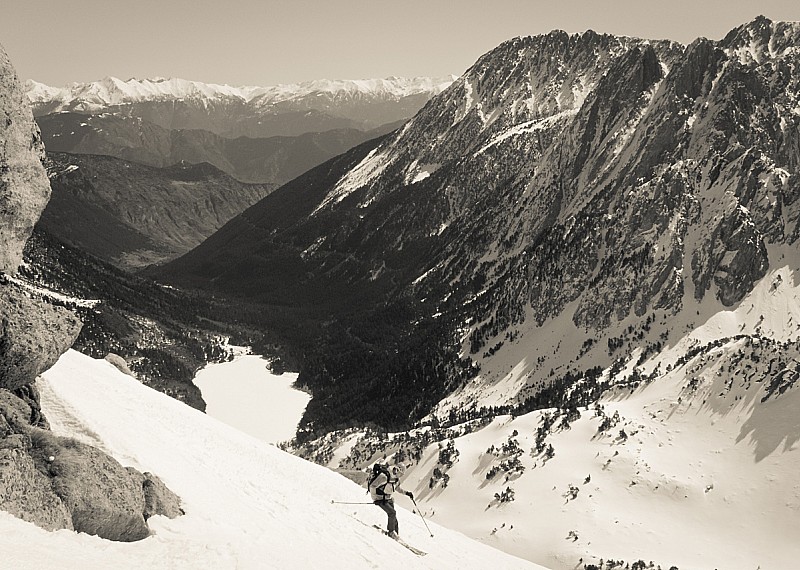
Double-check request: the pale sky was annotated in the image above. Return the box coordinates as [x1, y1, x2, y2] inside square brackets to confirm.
[3, 0, 800, 87]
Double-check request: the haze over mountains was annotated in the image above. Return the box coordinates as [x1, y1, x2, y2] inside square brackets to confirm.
[28, 75, 453, 185]
[40, 153, 276, 268]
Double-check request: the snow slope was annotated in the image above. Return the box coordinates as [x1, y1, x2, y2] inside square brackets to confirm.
[406, 375, 799, 570]
[0, 350, 541, 570]
[327, 354, 800, 569]
[317, 258, 800, 569]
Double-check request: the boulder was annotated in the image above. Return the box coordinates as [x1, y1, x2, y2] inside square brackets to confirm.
[1, 416, 184, 540]
[142, 471, 183, 519]
[30, 430, 150, 542]
[0, 444, 73, 531]
[0, 43, 51, 274]
[0, 282, 82, 392]
[104, 352, 136, 378]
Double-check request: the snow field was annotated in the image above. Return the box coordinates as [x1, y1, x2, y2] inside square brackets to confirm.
[0, 350, 543, 570]
[393, 355, 800, 570]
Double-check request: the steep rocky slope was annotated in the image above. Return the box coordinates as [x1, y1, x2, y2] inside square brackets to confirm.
[20, 227, 255, 411]
[159, 17, 800, 436]
[300, 328, 800, 569]
[40, 153, 275, 268]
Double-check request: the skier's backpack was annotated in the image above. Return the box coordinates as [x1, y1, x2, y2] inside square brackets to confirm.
[367, 463, 390, 499]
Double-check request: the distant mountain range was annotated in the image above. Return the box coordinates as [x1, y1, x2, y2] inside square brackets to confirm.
[27, 76, 451, 186]
[35, 111, 393, 185]
[27, 75, 455, 138]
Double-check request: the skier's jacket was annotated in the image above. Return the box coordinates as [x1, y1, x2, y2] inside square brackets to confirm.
[368, 467, 403, 502]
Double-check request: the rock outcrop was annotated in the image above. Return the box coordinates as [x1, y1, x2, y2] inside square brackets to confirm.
[140, 471, 184, 520]
[0, 44, 50, 274]
[0, 41, 183, 541]
[0, 280, 82, 392]
[1, 416, 183, 542]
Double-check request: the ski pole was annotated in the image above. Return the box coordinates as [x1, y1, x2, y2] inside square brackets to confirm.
[409, 497, 434, 537]
[331, 500, 374, 505]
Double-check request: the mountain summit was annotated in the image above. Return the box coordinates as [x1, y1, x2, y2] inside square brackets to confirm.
[159, 17, 800, 432]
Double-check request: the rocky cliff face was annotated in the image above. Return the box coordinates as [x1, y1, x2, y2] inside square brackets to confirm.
[0, 41, 81, 395]
[159, 18, 800, 431]
[0, 42, 183, 539]
[0, 46, 51, 274]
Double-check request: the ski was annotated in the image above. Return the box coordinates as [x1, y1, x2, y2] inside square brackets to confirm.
[372, 525, 427, 556]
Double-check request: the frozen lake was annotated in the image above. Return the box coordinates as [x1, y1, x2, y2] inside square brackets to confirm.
[193, 354, 310, 444]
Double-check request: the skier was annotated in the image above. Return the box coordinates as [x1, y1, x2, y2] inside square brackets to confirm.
[368, 462, 414, 538]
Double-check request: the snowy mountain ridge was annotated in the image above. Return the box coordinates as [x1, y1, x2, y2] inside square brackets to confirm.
[26, 75, 456, 113]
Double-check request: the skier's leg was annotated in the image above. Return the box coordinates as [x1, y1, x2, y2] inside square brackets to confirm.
[375, 499, 398, 534]
[375, 500, 392, 532]
[385, 499, 398, 534]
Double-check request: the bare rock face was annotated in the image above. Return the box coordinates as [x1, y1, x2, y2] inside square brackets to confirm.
[12, 383, 48, 429]
[0, 43, 51, 274]
[0, 282, 82, 392]
[0, 388, 30, 432]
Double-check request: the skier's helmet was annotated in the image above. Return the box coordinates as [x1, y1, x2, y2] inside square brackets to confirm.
[391, 463, 406, 477]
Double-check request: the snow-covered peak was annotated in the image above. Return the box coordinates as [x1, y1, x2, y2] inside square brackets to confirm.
[24, 79, 63, 105]
[260, 75, 456, 100]
[722, 16, 800, 62]
[32, 76, 264, 109]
